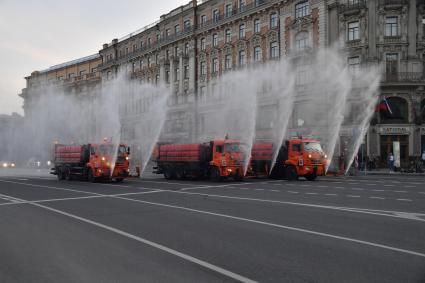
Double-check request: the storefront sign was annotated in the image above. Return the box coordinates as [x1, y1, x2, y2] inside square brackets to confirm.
[379, 127, 409, 135]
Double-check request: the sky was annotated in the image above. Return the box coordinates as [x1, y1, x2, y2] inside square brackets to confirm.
[0, 0, 188, 115]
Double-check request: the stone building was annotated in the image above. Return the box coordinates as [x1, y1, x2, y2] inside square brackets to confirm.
[21, 0, 425, 168]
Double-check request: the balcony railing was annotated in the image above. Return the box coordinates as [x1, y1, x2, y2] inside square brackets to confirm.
[339, 0, 367, 14]
[382, 72, 425, 83]
[381, 0, 408, 6]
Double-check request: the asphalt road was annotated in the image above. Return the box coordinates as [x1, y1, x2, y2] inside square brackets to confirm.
[0, 169, 424, 282]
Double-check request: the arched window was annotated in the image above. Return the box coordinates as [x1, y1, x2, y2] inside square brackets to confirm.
[295, 32, 309, 52]
[379, 97, 408, 124]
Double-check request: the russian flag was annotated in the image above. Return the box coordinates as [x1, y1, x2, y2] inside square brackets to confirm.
[376, 98, 393, 115]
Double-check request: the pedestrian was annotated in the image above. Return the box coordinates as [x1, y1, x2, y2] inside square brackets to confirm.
[422, 150, 425, 167]
[387, 152, 394, 173]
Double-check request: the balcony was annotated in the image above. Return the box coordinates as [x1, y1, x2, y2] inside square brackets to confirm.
[197, 0, 272, 32]
[380, 0, 408, 8]
[384, 36, 402, 44]
[382, 72, 425, 83]
[339, 0, 367, 15]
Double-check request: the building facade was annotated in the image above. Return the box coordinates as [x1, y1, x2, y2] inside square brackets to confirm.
[21, 0, 425, 168]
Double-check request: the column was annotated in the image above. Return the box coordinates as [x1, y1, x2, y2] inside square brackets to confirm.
[179, 54, 184, 94]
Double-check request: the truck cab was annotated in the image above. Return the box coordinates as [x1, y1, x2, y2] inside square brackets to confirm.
[283, 138, 327, 180]
[209, 139, 245, 181]
[86, 142, 130, 182]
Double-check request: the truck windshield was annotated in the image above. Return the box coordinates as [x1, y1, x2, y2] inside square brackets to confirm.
[98, 145, 114, 155]
[118, 145, 127, 154]
[303, 142, 323, 153]
[225, 143, 242, 152]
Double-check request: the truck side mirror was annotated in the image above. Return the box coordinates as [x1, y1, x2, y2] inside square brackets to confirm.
[127, 147, 131, 155]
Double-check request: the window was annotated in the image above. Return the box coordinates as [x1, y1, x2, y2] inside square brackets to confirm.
[385, 17, 398, 37]
[212, 58, 218, 73]
[155, 54, 159, 64]
[201, 15, 207, 25]
[147, 57, 151, 67]
[270, 13, 278, 28]
[140, 41, 144, 49]
[184, 65, 189, 79]
[254, 46, 262, 62]
[184, 43, 189, 55]
[166, 49, 170, 60]
[107, 71, 112, 80]
[200, 62, 206, 76]
[175, 68, 179, 82]
[125, 47, 128, 55]
[295, 1, 309, 18]
[226, 4, 232, 17]
[254, 19, 261, 33]
[133, 44, 137, 52]
[213, 10, 220, 22]
[166, 70, 170, 83]
[156, 34, 160, 42]
[166, 29, 170, 38]
[79, 70, 86, 76]
[184, 20, 191, 31]
[213, 34, 218, 47]
[270, 42, 279, 58]
[175, 46, 180, 56]
[175, 24, 180, 34]
[201, 38, 206, 50]
[348, 21, 359, 41]
[348, 57, 360, 76]
[348, 0, 359, 4]
[239, 23, 246, 38]
[239, 0, 245, 10]
[68, 73, 75, 78]
[385, 53, 399, 79]
[148, 38, 151, 46]
[238, 50, 246, 66]
[295, 32, 308, 51]
[91, 68, 97, 73]
[225, 54, 232, 69]
[225, 29, 232, 43]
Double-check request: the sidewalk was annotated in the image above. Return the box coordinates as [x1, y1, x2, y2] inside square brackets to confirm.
[349, 168, 425, 177]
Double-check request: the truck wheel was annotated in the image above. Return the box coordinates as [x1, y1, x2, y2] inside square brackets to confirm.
[285, 166, 298, 181]
[210, 167, 221, 182]
[87, 168, 96, 183]
[116, 178, 124, 183]
[164, 167, 174, 180]
[65, 167, 72, 181]
[175, 167, 186, 180]
[305, 174, 317, 181]
[57, 167, 65, 181]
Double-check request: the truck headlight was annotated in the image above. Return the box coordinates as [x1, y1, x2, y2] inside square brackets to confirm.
[308, 154, 312, 159]
[2, 163, 8, 168]
[11, 163, 15, 167]
[102, 157, 106, 161]
[126, 156, 129, 160]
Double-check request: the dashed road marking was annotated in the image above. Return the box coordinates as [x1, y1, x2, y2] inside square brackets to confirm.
[366, 184, 377, 186]
[287, 191, 299, 194]
[254, 189, 264, 191]
[394, 191, 407, 193]
[271, 190, 280, 192]
[369, 197, 385, 200]
[317, 185, 328, 188]
[352, 188, 364, 191]
[306, 192, 318, 195]
[404, 186, 416, 188]
[384, 185, 395, 187]
[325, 193, 337, 196]
[396, 199, 412, 202]
[347, 195, 360, 198]
[372, 189, 384, 192]
[335, 187, 344, 189]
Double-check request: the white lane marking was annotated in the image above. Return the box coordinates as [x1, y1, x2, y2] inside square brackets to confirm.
[254, 189, 264, 191]
[239, 188, 249, 190]
[4, 194, 256, 283]
[7, 190, 425, 261]
[369, 197, 385, 200]
[394, 191, 407, 193]
[396, 199, 412, 202]
[403, 186, 416, 188]
[306, 192, 318, 195]
[300, 185, 309, 187]
[271, 190, 280, 192]
[16, 179, 29, 181]
[366, 184, 377, 186]
[0, 180, 96, 195]
[105, 195, 425, 259]
[317, 185, 328, 188]
[419, 192, 425, 195]
[273, 184, 281, 186]
[287, 191, 299, 194]
[347, 195, 360, 198]
[384, 185, 395, 187]
[325, 193, 337, 196]
[372, 189, 384, 192]
[335, 187, 344, 189]
[4, 179, 425, 224]
[351, 188, 364, 191]
[0, 190, 163, 207]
